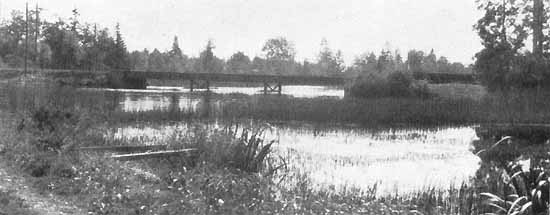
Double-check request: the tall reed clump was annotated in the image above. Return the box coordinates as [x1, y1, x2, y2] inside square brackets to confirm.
[189, 123, 279, 174]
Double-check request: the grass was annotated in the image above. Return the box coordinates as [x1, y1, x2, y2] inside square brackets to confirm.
[0, 189, 37, 215]
[428, 83, 487, 100]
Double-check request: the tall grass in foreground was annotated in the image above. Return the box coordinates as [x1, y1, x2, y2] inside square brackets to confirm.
[1, 104, 485, 214]
[0, 190, 37, 215]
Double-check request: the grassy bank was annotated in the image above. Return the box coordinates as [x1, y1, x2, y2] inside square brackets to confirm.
[0, 107, 484, 214]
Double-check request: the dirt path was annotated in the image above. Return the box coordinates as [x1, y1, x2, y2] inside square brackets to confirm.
[0, 161, 85, 215]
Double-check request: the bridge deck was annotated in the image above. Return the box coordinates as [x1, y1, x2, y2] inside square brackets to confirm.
[0, 68, 477, 85]
[131, 71, 347, 86]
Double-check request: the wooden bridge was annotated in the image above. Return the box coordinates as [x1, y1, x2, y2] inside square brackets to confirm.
[1, 68, 478, 93]
[134, 71, 347, 94]
[2, 69, 347, 94]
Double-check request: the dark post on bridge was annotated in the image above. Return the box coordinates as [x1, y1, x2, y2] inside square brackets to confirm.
[188, 79, 211, 92]
[263, 81, 282, 95]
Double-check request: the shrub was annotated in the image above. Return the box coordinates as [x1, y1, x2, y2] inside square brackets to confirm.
[188, 124, 278, 174]
[347, 71, 431, 98]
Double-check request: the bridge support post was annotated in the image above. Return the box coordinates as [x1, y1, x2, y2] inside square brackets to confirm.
[263, 81, 282, 95]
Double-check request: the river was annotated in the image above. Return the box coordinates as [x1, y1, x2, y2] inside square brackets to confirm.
[94, 85, 481, 196]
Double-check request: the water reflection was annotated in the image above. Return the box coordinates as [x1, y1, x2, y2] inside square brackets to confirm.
[95, 85, 344, 98]
[111, 122, 480, 196]
[79, 85, 485, 196]
[272, 126, 480, 195]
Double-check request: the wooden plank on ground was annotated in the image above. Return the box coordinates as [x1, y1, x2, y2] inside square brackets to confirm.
[78, 145, 167, 153]
[112, 149, 199, 161]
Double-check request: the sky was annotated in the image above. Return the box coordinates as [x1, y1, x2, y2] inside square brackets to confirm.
[0, 0, 483, 65]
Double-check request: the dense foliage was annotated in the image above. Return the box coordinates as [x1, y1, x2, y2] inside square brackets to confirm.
[474, 0, 550, 91]
[345, 49, 468, 98]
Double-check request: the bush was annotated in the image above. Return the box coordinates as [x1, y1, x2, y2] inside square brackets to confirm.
[475, 47, 550, 91]
[347, 71, 431, 98]
[185, 123, 278, 174]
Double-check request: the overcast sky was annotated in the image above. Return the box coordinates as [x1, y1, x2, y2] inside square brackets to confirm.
[0, 0, 482, 65]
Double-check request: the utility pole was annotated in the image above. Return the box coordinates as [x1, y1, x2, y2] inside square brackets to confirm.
[24, 2, 28, 73]
[35, 4, 39, 63]
[94, 23, 97, 71]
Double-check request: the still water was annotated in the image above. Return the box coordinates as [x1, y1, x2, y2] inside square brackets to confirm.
[95, 85, 480, 196]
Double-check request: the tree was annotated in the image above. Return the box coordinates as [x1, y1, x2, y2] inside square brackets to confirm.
[474, 0, 528, 90]
[167, 36, 186, 72]
[148, 48, 165, 71]
[436, 56, 451, 73]
[262, 37, 295, 61]
[107, 23, 129, 70]
[422, 49, 437, 73]
[198, 40, 216, 73]
[393, 50, 407, 72]
[169, 36, 183, 58]
[262, 37, 296, 75]
[352, 52, 377, 75]
[69, 8, 80, 33]
[406, 50, 424, 73]
[0, 11, 29, 67]
[251, 56, 266, 73]
[377, 49, 393, 72]
[129, 49, 149, 71]
[227, 51, 251, 74]
[42, 19, 82, 69]
[317, 38, 345, 75]
[475, 0, 527, 51]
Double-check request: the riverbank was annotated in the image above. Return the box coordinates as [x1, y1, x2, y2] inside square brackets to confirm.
[0, 106, 483, 214]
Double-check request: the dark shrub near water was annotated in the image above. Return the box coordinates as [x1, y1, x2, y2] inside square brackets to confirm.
[346, 71, 431, 98]
[107, 71, 147, 89]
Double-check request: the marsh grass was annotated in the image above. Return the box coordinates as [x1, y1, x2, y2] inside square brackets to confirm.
[0, 189, 37, 215]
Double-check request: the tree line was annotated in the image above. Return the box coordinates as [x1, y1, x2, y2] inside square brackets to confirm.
[0, 7, 471, 77]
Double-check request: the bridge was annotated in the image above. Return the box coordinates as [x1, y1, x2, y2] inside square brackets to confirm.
[3, 69, 347, 94]
[132, 71, 347, 94]
[1, 68, 477, 93]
